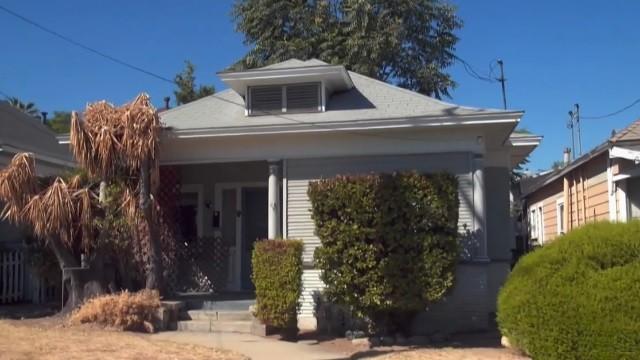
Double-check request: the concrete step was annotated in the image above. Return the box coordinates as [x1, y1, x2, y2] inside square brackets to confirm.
[176, 319, 253, 333]
[182, 310, 253, 321]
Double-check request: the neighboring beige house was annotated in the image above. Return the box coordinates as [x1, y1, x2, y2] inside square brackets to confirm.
[523, 118, 640, 244]
[158, 58, 541, 333]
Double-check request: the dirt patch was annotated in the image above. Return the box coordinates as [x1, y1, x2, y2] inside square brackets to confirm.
[0, 320, 248, 360]
[297, 330, 529, 360]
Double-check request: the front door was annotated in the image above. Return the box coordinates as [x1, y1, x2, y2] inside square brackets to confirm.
[241, 187, 268, 290]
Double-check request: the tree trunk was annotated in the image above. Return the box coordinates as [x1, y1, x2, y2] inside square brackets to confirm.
[47, 235, 82, 312]
[140, 158, 163, 291]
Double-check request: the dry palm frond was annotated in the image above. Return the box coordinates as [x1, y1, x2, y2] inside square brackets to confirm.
[73, 187, 95, 250]
[70, 94, 161, 179]
[70, 112, 93, 173]
[22, 194, 47, 238]
[0, 153, 37, 223]
[121, 187, 139, 223]
[39, 178, 75, 246]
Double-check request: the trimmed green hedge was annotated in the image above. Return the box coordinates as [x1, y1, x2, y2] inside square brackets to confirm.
[498, 221, 640, 360]
[252, 239, 303, 329]
[308, 172, 459, 333]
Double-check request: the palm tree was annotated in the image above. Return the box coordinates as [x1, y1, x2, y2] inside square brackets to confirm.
[0, 154, 95, 310]
[0, 94, 165, 311]
[70, 94, 164, 290]
[7, 97, 40, 118]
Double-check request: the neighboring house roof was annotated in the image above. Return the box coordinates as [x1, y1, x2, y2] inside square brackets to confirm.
[161, 59, 523, 136]
[611, 118, 640, 143]
[0, 101, 73, 166]
[520, 170, 560, 197]
[523, 118, 640, 198]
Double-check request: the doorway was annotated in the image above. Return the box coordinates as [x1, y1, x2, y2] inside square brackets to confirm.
[215, 183, 268, 291]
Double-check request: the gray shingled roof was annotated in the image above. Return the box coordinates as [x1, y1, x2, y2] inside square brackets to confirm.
[0, 101, 71, 162]
[161, 59, 515, 132]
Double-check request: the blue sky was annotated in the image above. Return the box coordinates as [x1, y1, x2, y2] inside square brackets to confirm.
[1, 0, 639, 171]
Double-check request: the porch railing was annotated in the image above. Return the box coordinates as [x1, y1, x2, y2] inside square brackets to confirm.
[173, 236, 230, 294]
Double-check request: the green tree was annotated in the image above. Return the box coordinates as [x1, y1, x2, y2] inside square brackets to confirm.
[46, 111, 72, 134]
[173, 61, 215, 105]
[7, 97, 40, 117]
[232, 0, 461, 98]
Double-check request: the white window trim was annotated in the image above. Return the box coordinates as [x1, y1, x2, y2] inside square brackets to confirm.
[556, 198, 565, 235]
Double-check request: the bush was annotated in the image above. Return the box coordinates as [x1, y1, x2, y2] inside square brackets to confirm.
[497, 221, 640, 360]
[252, 239, 303, 329]
[70, 290, 161, 332]
[308, 172, 459, 333]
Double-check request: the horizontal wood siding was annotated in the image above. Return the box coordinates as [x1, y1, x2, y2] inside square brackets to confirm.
[286, 153, 474, 319]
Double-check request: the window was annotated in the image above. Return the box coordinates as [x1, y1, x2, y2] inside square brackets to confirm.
[248, 83, 321, 115]
[556, 200, 565, 235]
[529, 203, 544, 244]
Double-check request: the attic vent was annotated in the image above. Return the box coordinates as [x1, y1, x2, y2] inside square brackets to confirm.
[286, 83, 320, 113]
[249, 86, 283, 114]
[248, 82, 321, 115]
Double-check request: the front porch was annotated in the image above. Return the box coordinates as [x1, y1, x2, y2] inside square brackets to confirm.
[160, 160, 284, 294]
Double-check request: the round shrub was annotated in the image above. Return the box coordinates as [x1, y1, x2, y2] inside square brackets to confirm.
[497, 221, 640, 360]
[309, 172, 459, 334]
[252, 239, 303, 329]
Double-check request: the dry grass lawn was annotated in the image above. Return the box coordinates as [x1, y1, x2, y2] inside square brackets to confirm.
[0, 321, 248, 360]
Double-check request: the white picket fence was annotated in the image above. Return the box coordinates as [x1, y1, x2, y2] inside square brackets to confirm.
[0, 250, 24, 304]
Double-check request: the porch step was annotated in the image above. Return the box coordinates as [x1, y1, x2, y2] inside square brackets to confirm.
[182, 310, 253, 321]
[176, 319, 252, 333]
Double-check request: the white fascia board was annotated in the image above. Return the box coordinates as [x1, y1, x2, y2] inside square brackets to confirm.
[510, 135, 543, 147]
[610, 145, 640, 162]
[0, 144, 75, 168]
[168, 112, 522, 139]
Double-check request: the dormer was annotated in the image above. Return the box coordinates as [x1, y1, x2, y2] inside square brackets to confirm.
[218, 59, 354, 116]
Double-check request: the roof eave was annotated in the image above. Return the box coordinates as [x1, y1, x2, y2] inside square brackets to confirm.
[164, 112, 522, 139]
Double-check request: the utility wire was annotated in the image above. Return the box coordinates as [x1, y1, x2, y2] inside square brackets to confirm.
[0, 89, 11, 99]
[582, 98, 640, 119]
[454, 56, 497, 83]
[0, 4, 176, 85]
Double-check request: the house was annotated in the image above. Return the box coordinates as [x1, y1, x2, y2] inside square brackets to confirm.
[158, 58, 541, 333]
[522, 118, 640, 244]
[0, 101, 74, 304]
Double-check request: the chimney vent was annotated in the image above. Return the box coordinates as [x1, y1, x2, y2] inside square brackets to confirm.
[41, 111, 48, 124]
[563, 147, 571, 166]
[163, 97, 171, 110]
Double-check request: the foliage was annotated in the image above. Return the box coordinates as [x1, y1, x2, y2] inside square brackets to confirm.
[70, 290, 161, 332]
[46, 111, 72, 134]
[308, 172, 459, 333]
[24, 235, 59, 278]
[174, 60, 215, 105]
[7, 97, 40, 117]
[232, 0, 461, 98]
[252, 239, 303, 329]
[497, 221, 640, 360]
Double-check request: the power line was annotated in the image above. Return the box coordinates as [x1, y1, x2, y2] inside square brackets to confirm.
[0, 4, 175, 85]
[0, 89, 10, 99]
[454, 56, 497, 83]
[582, 98, 640, 119]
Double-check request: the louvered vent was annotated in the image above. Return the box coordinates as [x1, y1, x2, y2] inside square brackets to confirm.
[286, 83, 320, 113]
[250, 86, 282, 114]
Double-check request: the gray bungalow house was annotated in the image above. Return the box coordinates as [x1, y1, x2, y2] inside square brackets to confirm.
[158, 59, 540, 333]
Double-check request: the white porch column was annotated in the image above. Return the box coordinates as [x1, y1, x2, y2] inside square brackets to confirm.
[473, 154, 489, 260]
[268, 161, 281, 239]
